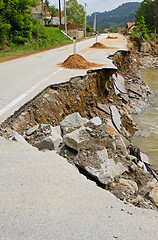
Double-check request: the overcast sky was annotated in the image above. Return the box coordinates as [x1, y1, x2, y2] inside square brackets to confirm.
[50, 0, 142, 15]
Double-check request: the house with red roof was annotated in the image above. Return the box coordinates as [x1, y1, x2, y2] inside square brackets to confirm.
[117, 27, 125, 32]
[104, 28, 109, 33]
[126, 22, 135, 32]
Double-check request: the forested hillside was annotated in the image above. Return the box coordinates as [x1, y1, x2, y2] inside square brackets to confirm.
[87, 2, 140, 31]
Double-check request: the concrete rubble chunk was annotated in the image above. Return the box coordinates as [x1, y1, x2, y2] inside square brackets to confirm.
[60, 112, 84, 135]
[57, 144, 78, 159]
[77, 148, 113, 185]
[76, 146, 128, 185]
[53, 126, 62, 136]
[149, 182, 158, 207]
[140, 152, 150, 164]
[113, 73, 127, 94]
[33, 128, 63, 151]
[87, 116, 102, 126]
[121, 94, 129, 104]
[82, 117, 89, 125]
[63, 127, 90, 151]
[114, 135, 128, 155]
[114, 84, 120, 96]
[97, 103, 111, 115]
[25, 124, 39, 136]
[119, 179, 138, 194]
[25, 124, 63, 151]
[110, 105, 122, 133]
[33, 136, 57, 151]
[106, 118, 118, 133]
[128, 83, 142, 97]
[140, 42, 151, 53]
[109, 159, 128, 178]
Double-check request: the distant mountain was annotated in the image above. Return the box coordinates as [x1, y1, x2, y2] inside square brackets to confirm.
[87, 2, 140, 31]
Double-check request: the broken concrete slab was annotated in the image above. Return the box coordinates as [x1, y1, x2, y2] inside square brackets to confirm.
[53, 125, 62, 136]
[33, 136, 57, 151]
[109, 158, 128, 178]
[106, 118, 119, 133]
[113, 73, 127, 94]
[97, 103, 111, 115]
[128, 83, 142, 97]
[114, 135, 128, 156]
[110, 105, 122, 133]
[63, 127, 90, 151]
[141, 152, 150, 164]
[121, 94, 129, 103]
[60, 112, 84, 135]
[76, 147, 113, 185]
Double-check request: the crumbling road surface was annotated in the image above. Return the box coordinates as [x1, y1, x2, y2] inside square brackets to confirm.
[0, 34, 127, 123]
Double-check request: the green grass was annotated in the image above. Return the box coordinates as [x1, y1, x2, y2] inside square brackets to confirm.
[0, 28, 72, 61]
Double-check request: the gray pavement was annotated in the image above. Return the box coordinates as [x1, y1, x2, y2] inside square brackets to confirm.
[0, 136, 158, 240]
[0, 34, 127, 123]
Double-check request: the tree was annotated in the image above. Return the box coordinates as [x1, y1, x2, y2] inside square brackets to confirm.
[86, 25, 91, 32]
[135, 0, 156, 33]
[134, 16, 148, 38]
[66, 0, 85, 25]
[50, 5, 58, 18]
[0, 0, 40, 44]
[155, 0, 158, 34]
[44, 0, 51, 12]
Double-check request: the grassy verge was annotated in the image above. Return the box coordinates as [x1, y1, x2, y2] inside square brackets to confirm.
[0, 28, 72, 62]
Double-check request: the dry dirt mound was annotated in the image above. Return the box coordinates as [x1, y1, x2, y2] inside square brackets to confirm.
[62, 54, 101, 69]
[106, 36, 118, 39]
[91, 42, 108, 49]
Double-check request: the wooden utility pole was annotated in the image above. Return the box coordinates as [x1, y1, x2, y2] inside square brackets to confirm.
[155, 0, 158, 41]
[85, 3, 87, 37]
[64, 0, 67, 34]
[59, 0, 62, 29]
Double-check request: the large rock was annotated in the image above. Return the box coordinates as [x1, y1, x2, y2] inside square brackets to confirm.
[119, 179, 138, 194]
[63, 127, 90, 151]
[60, 112, 84, 135]
[86, 117, 102, 126]
[76, 146, 128, 185]
[25, 124, 63, 151]
[76, 147, 113, 185]
[140, 42, 151, 53]
[149, 182, 158, 207]
[33, 128, 63, 151]
[148, 179, 158, 207]
[109, 159, 128, 178]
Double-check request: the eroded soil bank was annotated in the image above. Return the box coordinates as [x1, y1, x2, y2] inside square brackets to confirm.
[0, 37, 158, 210]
